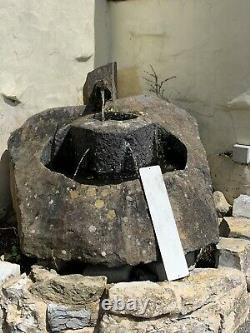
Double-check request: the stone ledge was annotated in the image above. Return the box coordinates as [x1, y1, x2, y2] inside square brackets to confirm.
[0, 266, 248, 332]
[220, 217, 250, 240]
[100, 268, 249, 332]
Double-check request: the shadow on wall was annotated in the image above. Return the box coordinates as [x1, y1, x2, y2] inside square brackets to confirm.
[117, 66, 142, 98]
[94, 0, 142, 98]
[0, 151, 11, 220]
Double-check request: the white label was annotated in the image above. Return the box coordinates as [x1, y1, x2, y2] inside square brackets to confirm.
[140, 166, 189, 281]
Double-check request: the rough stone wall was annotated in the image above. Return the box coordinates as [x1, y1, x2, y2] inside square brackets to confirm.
[0, 265, 249, 332]
[0, 0, 95, 217]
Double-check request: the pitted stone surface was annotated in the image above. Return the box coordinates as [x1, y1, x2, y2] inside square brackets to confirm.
[8, 96, 218, 266]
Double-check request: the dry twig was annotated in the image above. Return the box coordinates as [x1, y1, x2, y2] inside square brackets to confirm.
[144, 65, 176, 102]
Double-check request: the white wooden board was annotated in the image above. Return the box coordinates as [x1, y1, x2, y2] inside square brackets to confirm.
[140, 165, 189, 281]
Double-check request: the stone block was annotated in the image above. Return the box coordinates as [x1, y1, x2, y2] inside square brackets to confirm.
[0, 271, 106, 332]
[209, 153, 250, 205]
[233, 144, 250, 164]
[219, 217, 250, 240]
[213, 191, 231, 217]
[233, 195, 250, 218]
[100, 268, 249, 333]
[106, 281, 177, 318]
[30, 265, 57, 283]
[0, 261, 20, 284]
[30, 274, 107, 325]
[217, 237, 250, 289]
[47, 303, 91, 333]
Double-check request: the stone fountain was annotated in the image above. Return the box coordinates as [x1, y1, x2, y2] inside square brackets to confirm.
[8, 63, 218, 275]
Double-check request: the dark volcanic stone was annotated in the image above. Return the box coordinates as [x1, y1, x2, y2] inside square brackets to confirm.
[8, 96, 219, 267]
[46, 115, 187, 184]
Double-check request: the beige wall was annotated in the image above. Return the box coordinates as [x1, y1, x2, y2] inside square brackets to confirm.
[102, 0, 250, 156]
[0, 0, 95, 218]
[94, 0, 250, 202]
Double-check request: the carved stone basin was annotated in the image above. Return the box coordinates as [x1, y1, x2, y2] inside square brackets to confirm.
[43, 113, 187, 185]
[8, 95, 218, 267]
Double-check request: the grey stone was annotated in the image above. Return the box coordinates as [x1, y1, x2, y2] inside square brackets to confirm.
[233, 195, 250, 218]
[0, 261, 20, 284]
[213, 191, 231, 217]
[1, 274, 47, 332]
[2, 274, 31, 302]
[47, 303, 91, 333]
[8, 95, 218, 267]
[217, 237, 250, 290]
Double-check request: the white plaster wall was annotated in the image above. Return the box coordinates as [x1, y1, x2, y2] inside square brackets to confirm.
[0, 0, 95, 218]
[105, 0, 250, 154]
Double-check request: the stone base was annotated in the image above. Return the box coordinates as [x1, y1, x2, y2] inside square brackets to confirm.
[0, 265, 248, 332]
